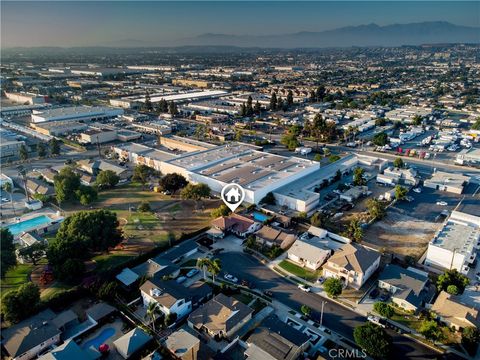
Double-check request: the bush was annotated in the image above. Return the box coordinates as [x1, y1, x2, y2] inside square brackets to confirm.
[138, 201, 152, 212]
[354, 322, 391, 358]
[446, 284, 459, 295]
[419, 320, 445, 342]
[373, 302, 394, 318]
[323, 277, 342, 298]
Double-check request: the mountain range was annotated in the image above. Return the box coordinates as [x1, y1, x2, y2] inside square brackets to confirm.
[176, 21, 479, 48]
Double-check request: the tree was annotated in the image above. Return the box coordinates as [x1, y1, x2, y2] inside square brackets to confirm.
[158, 173, 188, 194]
[138, 201, 152, 212]
[323, 277, 342, 298]
[19, 144, 29, 161]
[367, 198, 386, 220]
[254, 101, 261, 114]
[18, 243, 46, 265]
[97, 281, 118, 301]
[286, 90, 294, 107]
[344, 217, 363, 242]
[146, 302, 159, 331]
[49, 138, 61, 155]
[1, 282, 40, 323]
[75, 185, 98, 205]
[168, 101, 178, 116]
[280, 129, 301, 151]
[394, 185, 408, 201]
[354, 322, 392, 359]
[95, 170, 120, 189]
[270, 92, 277, 110]
[301, 305, 311, 317]
[316, 85, 326, 101]
[353, 167, 366, 186]
[180, 183, 211, 201]
[144, 92, 153, 111]
[446, 284, 459, 295]
[196, 258, 210, 280]
[372, 132, 389, 146]
[165, 312, 177, 327]
[208, 258, 221, 283]
[314, 154, 322, 162]
[419, 320, 444, 342]
[1, 229, 16, 278]
[54, 166, 81, 204]
[245, 235, 256, 249]
[373, 302, 394, 318]
[393, 157, 404, 168]
[210, 204, 231, 218]
[48, 210, 122, 281]
[462, 326, 480, 349]
[246, 95, 254, 116]
[437, 269, 469, 294]
[310, 212, 325, 227]
[329, 155, 341, 163]
[375, 118, 386, 126]
[37, 142, 47, 158]
[412, 115, 422, 126]
[471, 119, 480, 130]
[133, 164, 154, 188]
[260, 192, 276, 205]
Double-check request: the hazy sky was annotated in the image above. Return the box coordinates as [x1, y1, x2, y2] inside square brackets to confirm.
[1, 1, 479, 47]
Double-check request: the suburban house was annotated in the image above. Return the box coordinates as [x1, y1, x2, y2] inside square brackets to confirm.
[77, 159, 132, 182]
[431, 291, 480, 331]
[287, 237, 332, 270]
[1, 309, 61, 360]
[140, 278, 212, 320]
[378, 265, 431, 312]
[323, 243, 381, 289]
[26, 178, 54, 197]
[164, 329, 200, 360]
[38, 339, 100, 360]
[187, 294, 253, 340]
[113, 327, 152, 359]
[339, 186, 369, 203]
[244, 315, 310, 360]
[255, 225, 297, 249]
[210, 213, 261, 238]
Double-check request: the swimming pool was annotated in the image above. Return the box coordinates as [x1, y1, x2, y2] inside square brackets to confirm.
[82, 327, 115, 350]
[3, 215, 53, 236]
[252, 211, 269, 222]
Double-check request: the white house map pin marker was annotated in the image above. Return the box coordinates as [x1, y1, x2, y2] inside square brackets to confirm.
[221, 183, 245, 212]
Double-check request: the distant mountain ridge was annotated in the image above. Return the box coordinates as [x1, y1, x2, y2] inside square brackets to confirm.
[183, 21, 480, 48]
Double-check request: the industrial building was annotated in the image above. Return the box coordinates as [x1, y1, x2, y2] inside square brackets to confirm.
[423, 171, 470, 194]
[5, 92, 47, 105]
[31, 106, 123, 123]
[32, 120, 88, 136]
[424, 211, 479, 274]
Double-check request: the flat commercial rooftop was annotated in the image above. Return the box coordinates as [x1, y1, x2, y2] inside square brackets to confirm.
[136, 90, 228, 103]
[431, 220, 479, 256]
[166, 143, 317, 190]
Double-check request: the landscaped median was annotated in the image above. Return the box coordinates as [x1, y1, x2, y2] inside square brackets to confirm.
[276, 259, 322, 282]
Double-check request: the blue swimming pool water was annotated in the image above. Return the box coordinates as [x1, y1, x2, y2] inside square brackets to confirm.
[253, 211, 269, 222]
[3, 215, 52, 236]
[82, 327, 115, 350]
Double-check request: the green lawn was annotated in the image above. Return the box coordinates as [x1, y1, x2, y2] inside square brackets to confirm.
[233, 292, 254, 305]
[278, 260, 322, 282]
[40, 283, 72, 301]
[92, 252, 136, 273]
[1, 264, 33, 296]
[390, 312, 423, 332]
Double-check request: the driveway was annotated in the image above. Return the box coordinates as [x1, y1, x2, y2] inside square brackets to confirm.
[216, 251, 460, 360]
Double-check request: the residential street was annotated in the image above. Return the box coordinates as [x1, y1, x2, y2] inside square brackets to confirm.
[216, 251, 462, 360]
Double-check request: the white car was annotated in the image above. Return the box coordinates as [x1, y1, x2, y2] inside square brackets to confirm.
[367, 315, 386, 328]
[412, 188, 422, 193]
[224, 274, 238, 283]
[436, 201, 448, 206]
[298, 284, 311, 292]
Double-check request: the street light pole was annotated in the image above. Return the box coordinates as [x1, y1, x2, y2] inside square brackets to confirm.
[320, 300, 326, 328]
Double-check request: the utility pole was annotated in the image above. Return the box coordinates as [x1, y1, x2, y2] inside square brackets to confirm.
[320, 300, 326, 328]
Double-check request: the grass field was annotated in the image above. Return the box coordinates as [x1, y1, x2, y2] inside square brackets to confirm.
[92, 252, 137, 273]
[1, 264, 33, 296]
[278, 260, 322, 282]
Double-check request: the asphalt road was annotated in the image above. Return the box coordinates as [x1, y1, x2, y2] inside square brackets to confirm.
[216, 251, 461, 360]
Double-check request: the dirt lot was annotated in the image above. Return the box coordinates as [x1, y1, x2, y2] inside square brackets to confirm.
[363, 207, 442, 259]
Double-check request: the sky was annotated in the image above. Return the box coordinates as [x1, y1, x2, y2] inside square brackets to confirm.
[1, 1, 479, 47]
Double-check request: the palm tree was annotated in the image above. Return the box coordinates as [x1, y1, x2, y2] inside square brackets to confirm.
[196, 258, 210, 280]
[208, 258, 222, 283]
[146, 302, 159, 332]
[2, 183, 15, 216]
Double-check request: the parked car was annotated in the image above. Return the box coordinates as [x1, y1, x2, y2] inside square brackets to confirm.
[176, 276, 187, 284]
[263, 290, 273, 297]
[378, 293, 389, 302]
[436, 201, 448, 206]
[412, 188, 422, 193]
[186, 269, 199, 278]
[241, 279, 254, 288]
[369, 288, 379, 299]
[316, 277, 326, 285]
[368, 315, 386, 328]
[212, 248, 224, 255]
[298, 284, 311, 292]
[224, 273, 238, 283]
